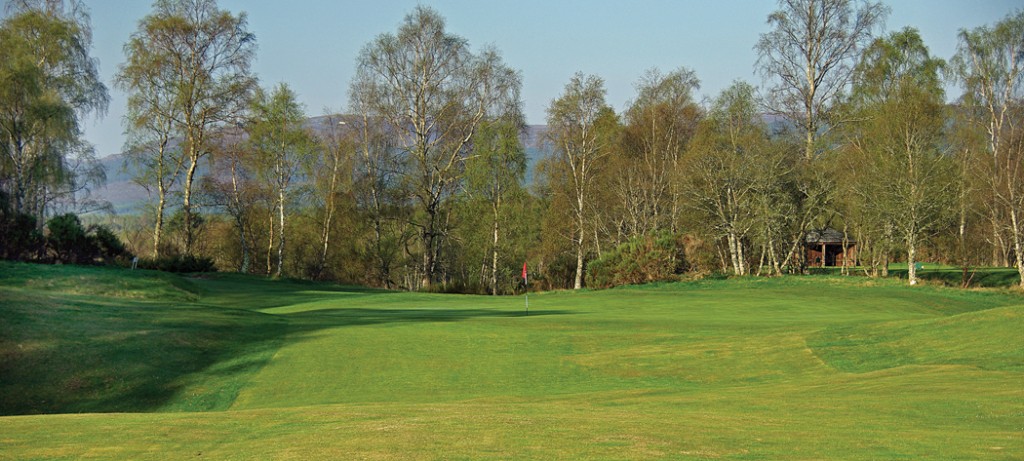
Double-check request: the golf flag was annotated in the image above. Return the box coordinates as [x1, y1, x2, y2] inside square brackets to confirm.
[522, 262, 529, 315]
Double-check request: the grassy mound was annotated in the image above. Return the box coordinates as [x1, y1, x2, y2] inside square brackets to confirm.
[811, 305, 1024, 373]
[0, 262, 202, 302]
[0, 263, 286, 414]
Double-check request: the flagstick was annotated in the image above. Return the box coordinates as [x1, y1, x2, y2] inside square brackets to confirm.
[523, 262, 529, 316]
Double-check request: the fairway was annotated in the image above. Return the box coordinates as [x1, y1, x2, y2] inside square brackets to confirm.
[1, 263, 1022, 460]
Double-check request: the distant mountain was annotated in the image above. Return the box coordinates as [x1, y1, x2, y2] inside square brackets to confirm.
[91, 121, 553, 215]
[95, 153, 150, 214]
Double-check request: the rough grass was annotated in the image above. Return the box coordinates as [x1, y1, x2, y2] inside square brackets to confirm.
[1, 262, 1021, 460]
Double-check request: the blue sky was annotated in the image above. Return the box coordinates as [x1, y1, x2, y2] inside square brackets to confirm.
[80, 0, 1021, 157]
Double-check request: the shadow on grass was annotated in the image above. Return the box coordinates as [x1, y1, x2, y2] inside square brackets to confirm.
[283, 306, 567, 324]
[807, 266, 1019, 288]
[879, 267, 1019, 288]
[0, 287, 572, 416]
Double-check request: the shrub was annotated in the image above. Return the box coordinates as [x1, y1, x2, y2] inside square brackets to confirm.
[47, 214, 98, 264]
[586, 232, 688, 289]
[0, 192, 43, 261]
[138, 254, 217, 273]
[91, 225, 131, 263]
[43, 214, 133, 266]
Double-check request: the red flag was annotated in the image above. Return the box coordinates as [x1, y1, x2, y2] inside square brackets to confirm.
[522, 262, 528, 280]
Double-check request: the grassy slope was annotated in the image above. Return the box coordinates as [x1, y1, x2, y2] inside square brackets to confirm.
[0, 263, 1021, 460]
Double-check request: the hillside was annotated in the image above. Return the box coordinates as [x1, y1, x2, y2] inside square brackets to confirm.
[91, 122, 550, 214]
[1, 263, 1021, 459]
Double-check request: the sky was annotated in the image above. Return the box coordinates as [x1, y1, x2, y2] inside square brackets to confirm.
[77, 0, 1021, 158]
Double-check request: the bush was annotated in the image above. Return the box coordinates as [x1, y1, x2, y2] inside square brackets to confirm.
[91, 224, 132, 264]
[138, 254, 217, 273]
[0, 192, 43, 261]
[586, 232, 688, 289]
[47, 213, 98, 264]
[45, 214, 133, 265]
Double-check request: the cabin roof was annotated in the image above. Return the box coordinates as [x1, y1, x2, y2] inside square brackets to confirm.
[806, 228, 853, 244]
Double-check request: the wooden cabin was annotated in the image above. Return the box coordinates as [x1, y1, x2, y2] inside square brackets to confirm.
[805, 229, 857, 267]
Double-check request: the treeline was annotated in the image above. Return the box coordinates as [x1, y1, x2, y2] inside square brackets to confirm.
[2, 0, 1023, 290]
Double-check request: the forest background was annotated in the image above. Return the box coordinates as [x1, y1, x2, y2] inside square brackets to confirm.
[2, 0, 1023, 292]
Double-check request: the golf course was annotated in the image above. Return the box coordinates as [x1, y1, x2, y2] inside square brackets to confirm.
[1, 261, 1022, 460]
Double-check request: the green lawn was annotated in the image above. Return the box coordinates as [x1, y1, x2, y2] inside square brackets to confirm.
[1, 262, 1022, 460]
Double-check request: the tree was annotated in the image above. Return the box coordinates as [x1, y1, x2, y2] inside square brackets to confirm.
[464, 119, 527, 295]
[755, 0, 887, 273]
[351, 6, 522, 288]
[204, 124, 255, 272]
[348, 86, 403, 288]
[546, 73, 616, 289]
[0, 1, 108, 222]
[682, 81, 773, 276]
[756, 0, 888, 160]
[248, 83, 312, 278]
[308, 114, 355, 281]
[617, 68, 702, 237]
[0, 190, 42, 260]
[949, 10, 1024, 286]
[122, 0, 256, 255]
[117, 27, 183, 258]
[844, 28, 954, 285]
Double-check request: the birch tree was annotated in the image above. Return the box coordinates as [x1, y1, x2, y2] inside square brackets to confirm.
[348, 84, 402, 288]
[845, 28, 954, 285]
[117, 22, 182, 257]
[756, 0, 888, 159]
[0, 1, 108, 221]
[618, 68, 702, 237]
[248, 83, 312, 278]
[124, 0, 256, 255]
[949, 11, 1024, 286]
[755, 0, 887, 272]
[309, 114, 354, 280]
[682, 81, 768, 276]
[352, 6, 521, 288]
[205, 125, 255, 272]
[464, 119, 527, 295]
[546, 73, 615, 289]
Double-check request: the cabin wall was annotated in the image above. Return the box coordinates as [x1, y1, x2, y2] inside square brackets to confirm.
[806, 244, 858, 267]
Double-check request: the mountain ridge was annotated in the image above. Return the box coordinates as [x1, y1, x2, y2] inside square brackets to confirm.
[92, 122, 550, 214]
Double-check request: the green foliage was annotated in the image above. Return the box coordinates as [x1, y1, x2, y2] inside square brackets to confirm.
[681, 81, 794, 276]
[164, 209, 205, 254]
[839, 27, 955, 284]
[45, 213, 132, 265]
[948, 10, 1024, 286]
[586, 233, 687, 289]
[0, 6, 108, 219]
[352, 6, 522, 288]
[614, 67, 702, 237]
[92, 225, 130, 262]
[46, 213, 96, 264]
[544, 72, 617, 289]
[138, 254, 217, 273]
[455, 119, 530, 294]
[247, 83, 314, 278]
[0, 192, 43, 260]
